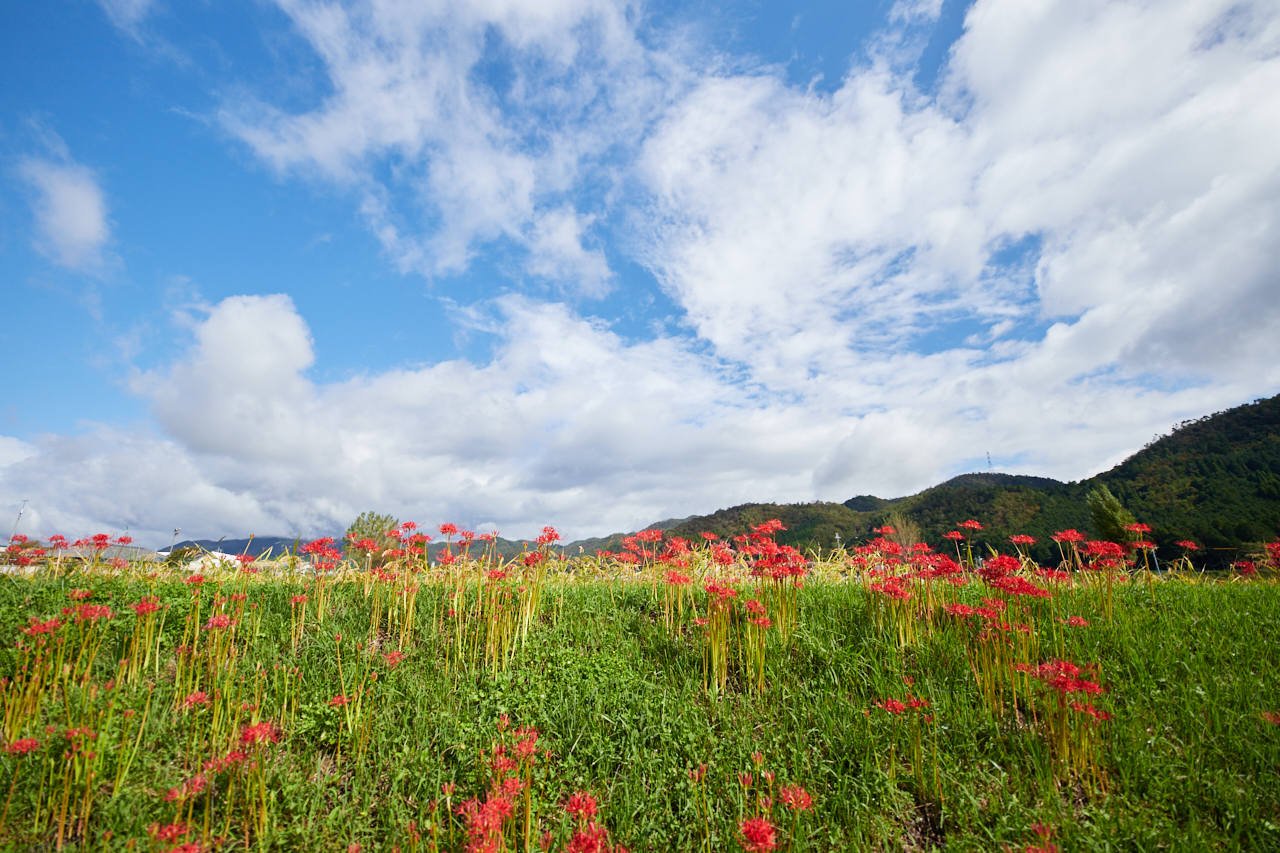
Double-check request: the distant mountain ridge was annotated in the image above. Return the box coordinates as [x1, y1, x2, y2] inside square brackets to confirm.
[665, 393, 1280, 567]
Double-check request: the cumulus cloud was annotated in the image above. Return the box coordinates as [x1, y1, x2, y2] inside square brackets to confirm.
[636, 0, 1280, 499]
[0, 294, 840, 544]
[18, 154, 113, 272]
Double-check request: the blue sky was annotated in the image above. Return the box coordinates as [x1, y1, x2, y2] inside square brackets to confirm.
[2, 0, 1277, 547]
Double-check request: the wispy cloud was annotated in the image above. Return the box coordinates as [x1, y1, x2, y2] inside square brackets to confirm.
[17, 144, 114, 273]
[95, 0, 158, 34]
[218, 0, 665, 293]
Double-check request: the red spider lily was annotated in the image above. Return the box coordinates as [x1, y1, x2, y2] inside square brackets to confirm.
[738, 772, 753, 788]
[700, 531, 718, 540]
[1176, 540, 1200, 550]
[22, 616, 62, 635]
[240, 722, 281, 744]
[739, 815, 777, 852]
[74, 604, 114, 623]
[301, 537, 337, 553]
[565, 821, 610, 853]
[132, 597, 161, 615]
[185, 574, 206, 586]
[688, 764, 707, 783]
[1125, 523, 1152, 533]
[514, 728, 540, 760]
[943, 531, 965, 541]
[204, 614, 234, 630]
[944, 603, 976, 618]
[1051, 529, 1087, 543]
[179, 691, 210, 710]
[4, 738, 40, 756]
[235, 553, 255, 566]
[988, 576, 1051, 599]
[164, 774, 208, 802]
[537, 526, 562, 545]
[68, 589, 93, 601]
[1070, 702, 1112, 722]
[876, 698, 907, 715]
[438, 523, 459, 537]
[1234, 561, 1259, 577]
[1022, 661, 1104, 696]
[745, 599, 766, 616]
[984, 554, 1021, 574]
[290, 594, 307, 605]
[564, 791, 598, 821]
[869, 579, 911, 601]
[148, 822, 190, 843]
[779, 784, 813, 811]
[328, 695, 351, 707]
[487, 569, 509, 581]
[203, 749, 248, 773]
[1009, 534, 1037, 545]
[457, 793, 514, 850]
[873, 525, 897, 535]
[959, 520, 983, 531]
[384, 650, 405, 668]
[1064, 616, 1091, 627]
[1082, 541, 1125, 559]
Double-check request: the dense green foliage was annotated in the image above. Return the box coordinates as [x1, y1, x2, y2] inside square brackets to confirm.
[1, 568, 1278, 852]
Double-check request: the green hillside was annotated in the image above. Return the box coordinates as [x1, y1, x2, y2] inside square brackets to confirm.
[664, 393, 1280, 567]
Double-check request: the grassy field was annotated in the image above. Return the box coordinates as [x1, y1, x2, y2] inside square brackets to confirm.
[1, 529, 1279, 852]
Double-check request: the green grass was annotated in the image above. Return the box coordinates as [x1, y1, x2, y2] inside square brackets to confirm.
[1, 567, 1279, 852]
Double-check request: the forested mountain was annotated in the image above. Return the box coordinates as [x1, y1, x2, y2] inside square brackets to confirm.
[664, 394, 1280, 567]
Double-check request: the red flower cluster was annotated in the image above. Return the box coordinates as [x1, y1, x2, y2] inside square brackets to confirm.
[739, 815, 777, 852]
[1017, 660, 1105, 698]
[779, 784, 814, 811]
[240, 722, 281, 745]
[4, 738, 40, 756]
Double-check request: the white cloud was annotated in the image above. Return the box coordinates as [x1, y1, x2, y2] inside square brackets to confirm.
[18, 155, 113, 272]
[96, 0, 158, 32]
[219, 0, 662, 294]
[0, 294, 833, 543]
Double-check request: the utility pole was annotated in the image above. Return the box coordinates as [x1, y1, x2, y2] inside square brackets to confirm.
[834, 531, 842, 551]
[9, 500, 28, 542]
